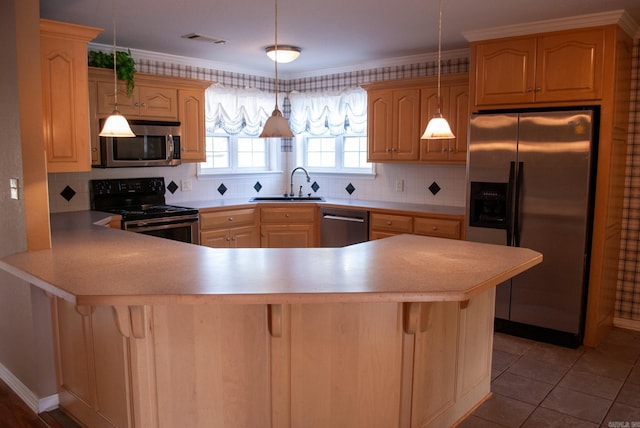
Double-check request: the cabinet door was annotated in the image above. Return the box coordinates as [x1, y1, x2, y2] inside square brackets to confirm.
[420, 86, 450, 162]
[179, 89, 206, 161]
[447, 83, 470, 163]
[535, 29, 604, 102]
[474, 38, 536, 106]
[367, 89, 394, 161]
[201, 229, 231, 248]
[232, 225, 260, 248]
[261, 224, 315, 248]
[96, 80, 138, 116]
[40, 21, 100, 172]
[138, 86, 178, 119]
[392, 88, 421, 160]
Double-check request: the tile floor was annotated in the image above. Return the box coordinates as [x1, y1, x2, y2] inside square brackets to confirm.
[459, 327, 640, 428]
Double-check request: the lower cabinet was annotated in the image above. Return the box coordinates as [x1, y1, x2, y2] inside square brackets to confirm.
[200, 208, 259, 248]
[260, 206, 317, 248]
[52, 290, 496, 428]
[370, 210, 464, 240]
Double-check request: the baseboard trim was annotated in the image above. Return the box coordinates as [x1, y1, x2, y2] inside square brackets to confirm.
[0, 362, 59, 413]
[614, 317, 640, 332]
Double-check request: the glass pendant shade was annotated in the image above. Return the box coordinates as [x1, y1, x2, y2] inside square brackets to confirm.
[266, 45, 301, 63]
[99, 110, 135, 137]
[260, 107, 294, 138]
[421, 109, 455, 139]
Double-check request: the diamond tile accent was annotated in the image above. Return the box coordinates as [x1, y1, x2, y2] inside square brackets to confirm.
[311, 181, 320, 193]
[60, 185, 76, 201]
[254, 181, 263, 193]
[345, 183, 356, 195]
[167, 181, 179, 194]
[217, 183, 227, 195]
[428, 181, 441, 195]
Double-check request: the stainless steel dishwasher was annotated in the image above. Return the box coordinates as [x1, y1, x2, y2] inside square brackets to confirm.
[320, 207, 369, 247]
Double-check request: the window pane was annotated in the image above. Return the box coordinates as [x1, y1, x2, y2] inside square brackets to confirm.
[205, 136, 230, 169]
[237, 137, 267, 168]
[306, 137, 336, 167]
[343, 136, 370, 168]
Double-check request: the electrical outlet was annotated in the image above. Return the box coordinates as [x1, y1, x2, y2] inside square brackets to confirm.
[181, 179, 192, 191]
[10, 178, 19, 200]
[395, 179, 404, 192]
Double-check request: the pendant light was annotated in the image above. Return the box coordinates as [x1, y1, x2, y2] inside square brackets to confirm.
[421, 0, 455, 140]
[259, 0, 294, 138]
[99, 0, 135, 138]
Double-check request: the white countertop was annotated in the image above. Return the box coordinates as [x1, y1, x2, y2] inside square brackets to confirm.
[0, 211, 540, 307]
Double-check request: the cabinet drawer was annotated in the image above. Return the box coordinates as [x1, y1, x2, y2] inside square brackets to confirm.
[261, 207, 316, 223]
[414, 217, 461, 240]
[370, 213, 412, 233]
[200, 208, 257, 230]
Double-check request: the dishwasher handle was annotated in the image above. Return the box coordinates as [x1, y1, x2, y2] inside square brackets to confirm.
[322, 214, 365, 223]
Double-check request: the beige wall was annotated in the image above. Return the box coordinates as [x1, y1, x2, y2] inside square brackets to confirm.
[0, 0, 57, 404]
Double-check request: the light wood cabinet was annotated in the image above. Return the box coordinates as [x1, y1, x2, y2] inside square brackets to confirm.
[363, 73, 469, 164]
[367, 88, 421, 161]
[370, 210, 464, 241]
[88, 67, 211, 165]
[96, 80, 178, 119]
[40, 20, 101, 173]
[471, 27, 607, 108]
[200, 208, 259, 248]
[420, 81, 469, 163]
[260, 206, 317, 248]
[178, 89, 206, 161]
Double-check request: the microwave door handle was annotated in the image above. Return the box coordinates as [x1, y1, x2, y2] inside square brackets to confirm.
[166, 134, 174, 161]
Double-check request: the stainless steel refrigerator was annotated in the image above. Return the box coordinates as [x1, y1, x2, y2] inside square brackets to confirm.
[466, 109, 596, 347]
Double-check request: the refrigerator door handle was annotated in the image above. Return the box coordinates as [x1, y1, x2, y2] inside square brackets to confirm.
[514, 161, 524, 247]
[506, 161, 516, 246]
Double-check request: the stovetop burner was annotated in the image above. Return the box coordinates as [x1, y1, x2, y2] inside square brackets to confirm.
[90, 177, 198, 221]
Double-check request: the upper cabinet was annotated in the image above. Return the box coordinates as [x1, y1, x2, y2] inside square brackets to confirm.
[470, 27, 607, 108]
[88, 68, 211, 164]
[363, 73, 469, 164]
[40, 19, 102, 173]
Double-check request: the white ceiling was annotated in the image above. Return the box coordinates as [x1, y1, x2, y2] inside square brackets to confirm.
[40, 0, 640, 79]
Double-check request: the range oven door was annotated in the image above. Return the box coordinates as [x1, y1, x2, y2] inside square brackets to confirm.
[123, 215, 199, 244]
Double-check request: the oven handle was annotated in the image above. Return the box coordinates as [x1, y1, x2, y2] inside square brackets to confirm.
[123, 215, 199, 229]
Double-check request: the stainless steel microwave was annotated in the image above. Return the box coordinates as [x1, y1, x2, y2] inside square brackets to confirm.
[96, 120, 182, 168]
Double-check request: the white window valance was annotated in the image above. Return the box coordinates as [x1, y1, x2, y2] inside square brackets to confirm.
[288, 87, 367, 136]
[205, 84, 286, 136]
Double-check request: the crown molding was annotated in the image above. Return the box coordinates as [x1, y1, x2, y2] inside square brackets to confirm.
[463, 9, 640, 42]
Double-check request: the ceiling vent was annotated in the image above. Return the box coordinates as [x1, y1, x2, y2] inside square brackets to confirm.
[181, 33, 227, 45]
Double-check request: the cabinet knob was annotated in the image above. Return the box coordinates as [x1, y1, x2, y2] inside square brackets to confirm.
[535, 88, 541, 92]
[91, 147, 97, 152]
[231, 236, 236, 241]
[285, 213, 290, 218]
[526, 88, 533, 92]
[134, 102, 140, 106]
[432, 226, 438, 231]
[228, 217, 234, 222]
[387, 221, 392, 225]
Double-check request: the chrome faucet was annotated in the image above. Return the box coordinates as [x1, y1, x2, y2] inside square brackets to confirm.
[290, 166, 311, 197]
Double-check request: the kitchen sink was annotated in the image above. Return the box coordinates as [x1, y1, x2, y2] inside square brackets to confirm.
[250, 196, 325, 202]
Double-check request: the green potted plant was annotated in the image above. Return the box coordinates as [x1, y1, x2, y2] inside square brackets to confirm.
[88, 49, 136, 96]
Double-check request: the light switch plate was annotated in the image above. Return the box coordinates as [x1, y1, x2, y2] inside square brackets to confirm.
[10, 178, 19, 200]
[181, 179, 192, 191]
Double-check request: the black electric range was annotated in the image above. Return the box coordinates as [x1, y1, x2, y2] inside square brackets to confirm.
[90, 177, 199, 244]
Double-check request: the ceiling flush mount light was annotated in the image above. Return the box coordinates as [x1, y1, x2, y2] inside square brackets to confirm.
[260, 0, 294, 138]
[99, 0, 135, 138]
[265, 45, 301, 63]
[421, 0, 455, 140]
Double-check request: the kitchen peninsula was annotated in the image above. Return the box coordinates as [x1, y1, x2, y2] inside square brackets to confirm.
[0, 211, 541, 428]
